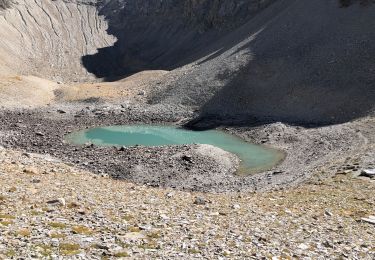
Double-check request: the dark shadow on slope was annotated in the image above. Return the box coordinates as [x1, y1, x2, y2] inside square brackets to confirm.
[186, 0, 375, 129]
[81, 0, 277, 81]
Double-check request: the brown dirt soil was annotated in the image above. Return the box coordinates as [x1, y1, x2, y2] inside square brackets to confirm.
[58, 70, 168, 102]
[0, 75, 58, 109]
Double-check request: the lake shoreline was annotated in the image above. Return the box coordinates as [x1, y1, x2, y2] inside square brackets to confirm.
[0, 102, 371, 192]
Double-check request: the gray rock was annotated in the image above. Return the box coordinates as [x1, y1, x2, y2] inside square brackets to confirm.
[360, 169, 375, 178]
[194, 196, 206, 205]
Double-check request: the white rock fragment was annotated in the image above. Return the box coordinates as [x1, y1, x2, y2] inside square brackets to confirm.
[360, 169, 375, 177]
[58, 198, 66, 206]
[232, 204, 241, 210]
[298, 243, 309, 250]
[361, 215, 375, 225]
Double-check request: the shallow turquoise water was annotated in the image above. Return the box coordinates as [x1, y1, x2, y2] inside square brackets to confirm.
[66, 125, 284, 174]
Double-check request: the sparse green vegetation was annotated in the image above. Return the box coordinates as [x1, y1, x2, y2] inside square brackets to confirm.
[128, 226, 140, 232]
[0, 220, 14, 226]
[59, 243, 81, 255]
[114, 252, 130, 257]
[36, 244, 53, 257]
[5, 249, 16, 257]
[31, 210, 43, 216]
[147, 231, 161, 239]
[17, 228, 31, 237]
[49, 222, 68, 229]
[0, 214, 15, 219]
[50, 232, 67, 239]
[122, 214, 134, 222]
[72, 225, 93, 235]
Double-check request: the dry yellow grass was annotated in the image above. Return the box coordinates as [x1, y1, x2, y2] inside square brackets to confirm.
[59, 70, 168, 102]
[0, 70, 168, 108]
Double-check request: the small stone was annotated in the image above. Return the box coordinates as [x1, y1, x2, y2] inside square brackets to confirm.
[194, 197, 206, 205]
[35, 132, 45, 137]
[24, 167, 39, 174]
[232, 204, 241, 210]
[298, 243, 309, 250]
[47, 198, 66, 207]
[160, 214, 169, 220]
[361, 216, 375, 225]
[124, 232, 146, 240]
[138, 225, 151, 231]
[22, 152, 31, 158]
[182, 155, 193, 163]
[325, 210, 333, 217]
[360, 169, 375, 178]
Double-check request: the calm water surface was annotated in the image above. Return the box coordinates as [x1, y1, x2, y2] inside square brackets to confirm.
[66, 125, 284, 174]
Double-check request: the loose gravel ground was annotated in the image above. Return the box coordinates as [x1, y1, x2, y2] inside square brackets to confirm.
[0, 104, 374, 258]
[0, 148, 374, 259]
[0, 103, 372, 192]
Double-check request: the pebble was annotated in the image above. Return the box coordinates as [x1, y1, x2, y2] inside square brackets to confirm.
[194, 197, 206, 205]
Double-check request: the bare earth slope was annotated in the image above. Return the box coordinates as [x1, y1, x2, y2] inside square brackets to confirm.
[150, 0, 375, 125]
[0, 0, 115, 82]
[0, 0, 374, 125]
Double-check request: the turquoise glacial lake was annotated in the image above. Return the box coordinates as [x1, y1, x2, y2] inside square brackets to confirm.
[66, 125, 284, 174]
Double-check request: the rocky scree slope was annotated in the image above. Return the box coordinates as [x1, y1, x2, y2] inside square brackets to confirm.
[149, 0, 375, 125]
[83, 0, 276, 79]
[0, 0, 374, 125]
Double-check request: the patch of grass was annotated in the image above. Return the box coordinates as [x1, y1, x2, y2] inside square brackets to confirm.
[72, 225, 93, 235]
[6, 249, 16, 257]
[50, 232, 66, 239]
[116, 241, 131, 248]
[31, 210, 43, 216]
[0, 214, 15, 219]
[147, 231, 161, 239]
[122, 214, 134, 221]
[114, 252, 130, 257]
[36, 244, 53, 257]
[0, 220, 14, 226]
[138, 241, 158, 250]
[49, 222, 68, 229]
[8, 187, 17, 192]
[59, 243, 81, 255]
[67, 202, 80, 209]
[128, 226, 140, 232]
[17, 228, 31, 237]
[188, 248, 201, 254]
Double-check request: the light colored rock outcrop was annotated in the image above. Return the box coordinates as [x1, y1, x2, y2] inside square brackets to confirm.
[0, 0, 115, 82]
